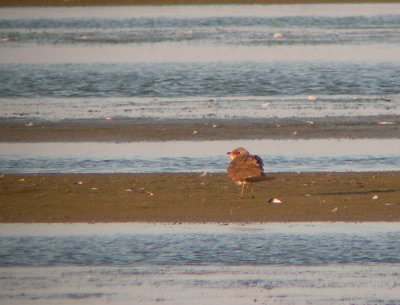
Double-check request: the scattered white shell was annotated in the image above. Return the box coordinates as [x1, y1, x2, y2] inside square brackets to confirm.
[212, 124, 217, 128]
[77, 181, 83, 185]
[268, 198, 283, 205]
[292, 131, 298, 136]
[18, 178, 25, 182]
[273, 32, 283, 39]
[105, 116, 112, 120]
[304, 120, 314, 125]
[124, 188, 133, 192]
[91, 187, 98, 190]
[377, 121, 395, 125]
[193, 130, 198, 134]
[372, 195, 379, 200]
[200, 172, 208, 177]
[308, 95, 317, 101]
[331, 207, 338, 213]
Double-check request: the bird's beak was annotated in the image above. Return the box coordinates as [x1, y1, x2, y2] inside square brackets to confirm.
[227, 152, 231, 155]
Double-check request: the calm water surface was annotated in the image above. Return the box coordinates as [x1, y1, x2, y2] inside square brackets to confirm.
[1, 223, 400, 266]
[1, 139, 400, 173]
[0, 4, 400, 121]
[0, 223, 399, 304]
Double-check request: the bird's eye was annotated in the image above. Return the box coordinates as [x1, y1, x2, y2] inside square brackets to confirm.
[236, 152, 240, 155]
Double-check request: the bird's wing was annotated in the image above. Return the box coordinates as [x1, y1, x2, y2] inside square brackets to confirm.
[227, 154, 265, 182]
[252, 154, 264, 170]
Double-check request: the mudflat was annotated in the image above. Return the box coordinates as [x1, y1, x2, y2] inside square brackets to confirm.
[1, 116, 400, 142]
[1, 172, 399, 223]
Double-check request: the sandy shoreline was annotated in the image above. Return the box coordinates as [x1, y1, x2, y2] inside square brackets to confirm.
[1, 172, 399, 223]
[1, 116, 399, 142]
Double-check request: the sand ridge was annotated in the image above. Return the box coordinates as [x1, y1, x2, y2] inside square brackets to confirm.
[1, 172, 399, 222]
[1, 117, 400, 142]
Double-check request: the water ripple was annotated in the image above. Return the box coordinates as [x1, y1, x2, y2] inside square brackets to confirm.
[1, 14, 400, 46]
[1, 231, 400, 267]
[1, 62, 400, 99]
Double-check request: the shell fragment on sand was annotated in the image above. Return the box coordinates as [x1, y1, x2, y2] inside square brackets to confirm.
[268, 197, 283, 205]
[377, 121, 396, 125]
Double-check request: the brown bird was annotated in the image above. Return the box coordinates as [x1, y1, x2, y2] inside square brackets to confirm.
[227, 147, 274, 198]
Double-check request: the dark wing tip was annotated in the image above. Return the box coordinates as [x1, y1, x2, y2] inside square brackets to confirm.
[253, 154, 264, 169]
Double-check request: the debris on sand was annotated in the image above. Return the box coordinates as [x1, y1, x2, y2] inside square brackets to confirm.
[134, 188, 154, 196]
[377, 121, 396, 125]
[268, 198, 283, 205]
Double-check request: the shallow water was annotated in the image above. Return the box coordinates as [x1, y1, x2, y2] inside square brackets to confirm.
[1, 139, 399, 173]
[0, 223, 399, 305]
[1, 223, 400, 266]
[2, 264, 400, 305]
[1, 4, 400, 47]
[0, 4, 400, 121]
[1, 94, 400, 121]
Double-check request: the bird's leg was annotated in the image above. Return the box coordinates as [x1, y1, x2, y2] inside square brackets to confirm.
[240, 183, 245, 199]
[251, 184, 255, 199]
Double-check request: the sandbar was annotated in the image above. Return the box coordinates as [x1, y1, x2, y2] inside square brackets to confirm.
[1, 172, 399, 223]
[1, 116, 399, 142]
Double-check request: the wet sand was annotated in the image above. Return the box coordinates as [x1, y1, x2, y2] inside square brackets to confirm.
[1, 116, 400, 142]
[1, 172, 399, 223]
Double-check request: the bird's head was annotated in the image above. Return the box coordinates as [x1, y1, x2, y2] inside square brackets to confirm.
[227, 147, 249, 160]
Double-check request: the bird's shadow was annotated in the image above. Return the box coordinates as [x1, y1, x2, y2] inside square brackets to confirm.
[313, 189, 399, 196]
